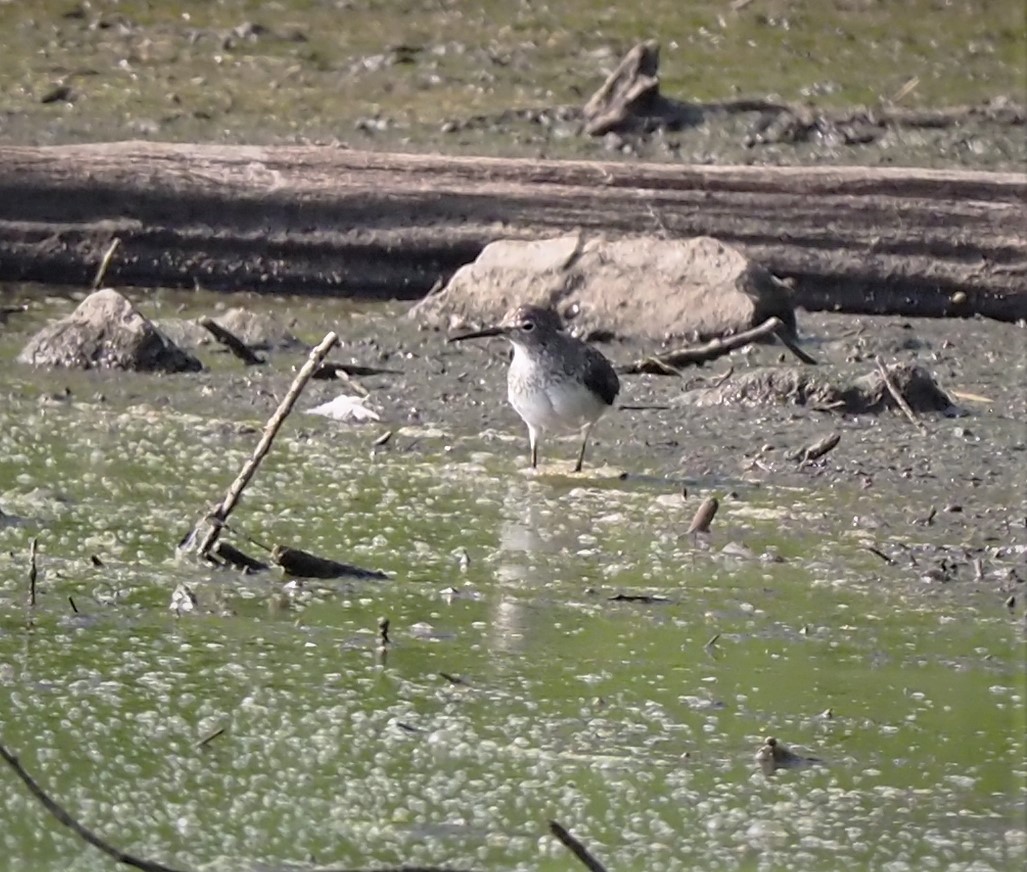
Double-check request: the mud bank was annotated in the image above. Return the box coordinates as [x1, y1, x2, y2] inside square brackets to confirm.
[1, 142, 1025, 323]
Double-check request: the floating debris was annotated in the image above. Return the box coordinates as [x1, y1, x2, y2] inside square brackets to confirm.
[755, 736, 823, 775]
[272, 545, 387, 580]
[608, 592, 670, 603]
[307, 394, 381, 423]
[169, 583, 198, 614]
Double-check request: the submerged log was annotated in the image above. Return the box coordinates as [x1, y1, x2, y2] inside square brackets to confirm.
[0, 141, 1025, 320]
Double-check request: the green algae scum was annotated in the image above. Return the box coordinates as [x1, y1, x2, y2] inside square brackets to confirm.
[0, 1, 1026, 868]
[0, 287, 1024, 871]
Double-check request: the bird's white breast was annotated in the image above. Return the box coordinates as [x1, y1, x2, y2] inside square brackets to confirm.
[507, 344, 608, 432]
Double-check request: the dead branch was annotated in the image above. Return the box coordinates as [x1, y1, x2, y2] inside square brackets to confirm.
[623, 316, 816, 374]
[181, 331, 338, 557]
[212, 541, 269, 572]
[272, 544, 388, 580]
[28, 537, 38, 606]
[582, 40, 663, 136]
[0, 743, 187, 872]
[313, 361, 403, 379]
[875, 357, 927, 432]
[197, 316, 265, 365]
[548, 820, 609, 872]
[196, 728, 225, 748]
[0, 741, 483, 872]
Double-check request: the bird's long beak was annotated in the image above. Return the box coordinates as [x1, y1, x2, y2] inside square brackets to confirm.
[447, 325, 506, 343]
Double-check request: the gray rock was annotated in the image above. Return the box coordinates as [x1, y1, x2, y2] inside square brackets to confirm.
[17, 288, 202, 372]
[212, 307, 302, 351]
[412, 234, 796, 341]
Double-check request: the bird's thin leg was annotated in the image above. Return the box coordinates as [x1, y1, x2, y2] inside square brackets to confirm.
[574, 424, 593, 473]
[528, 424, 540, 469]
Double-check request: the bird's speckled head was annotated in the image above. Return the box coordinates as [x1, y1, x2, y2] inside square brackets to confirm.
[448, 303, 565, 347]
[497, 304, 564, 346]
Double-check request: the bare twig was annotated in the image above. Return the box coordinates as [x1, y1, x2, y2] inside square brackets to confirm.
[623, 317, 816, 375]
[548, 820, 609, 872]
[888, 76, 920, 105]
[773, 325, 818, 365]
[1, 741, 479, 872]
[196, 727, 225, 748]
[0, 743, 187, 872]
[875, 357, 926, 432]
[865, 545, 897, 565]
[197, 317, 265, 365]
[91, 238, 121, 290]
[28, 537, 38, 607]
[183, 332, 339, 557]
[312, 361, 402, 379]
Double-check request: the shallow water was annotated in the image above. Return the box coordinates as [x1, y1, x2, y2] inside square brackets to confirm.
[0, 286, 1024, 871]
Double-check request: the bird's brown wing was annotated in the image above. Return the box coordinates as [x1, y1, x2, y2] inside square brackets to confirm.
[582, 346, 620, 407]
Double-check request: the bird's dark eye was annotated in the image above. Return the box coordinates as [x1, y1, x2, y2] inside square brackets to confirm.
[521, 320, 535, 332]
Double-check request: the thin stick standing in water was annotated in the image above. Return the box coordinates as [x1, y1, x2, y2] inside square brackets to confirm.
[548, 820, 609, 872]
[91, 238, 121, 290]
[189, 332, 339, 557]
[687, 497, 719, 534]
[28, 537, 38, 607]
[875, 357, 926, 432]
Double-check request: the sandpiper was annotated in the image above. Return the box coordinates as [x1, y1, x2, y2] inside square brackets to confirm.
[449, 304, 620, 472]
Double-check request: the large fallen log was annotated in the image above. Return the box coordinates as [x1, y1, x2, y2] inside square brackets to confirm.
[0, 141, 1024, 319]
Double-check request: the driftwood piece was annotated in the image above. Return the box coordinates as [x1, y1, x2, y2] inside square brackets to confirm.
[876, 356, 927, 431]
[212, 541, 269, 572]
[623, 316, 815, 374]
[582, 40, 666, 136]
[271, 545, 388, 580]
[0, 142, 1024, 320]
[181, 332, 338, 557]
[584, 41, 1025, 147]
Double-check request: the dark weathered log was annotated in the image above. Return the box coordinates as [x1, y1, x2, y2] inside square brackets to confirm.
[271, 545, 388, 580]
[0, 141, 1025, 320]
